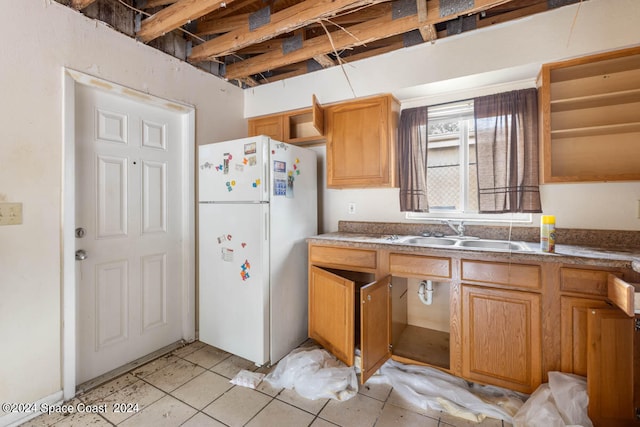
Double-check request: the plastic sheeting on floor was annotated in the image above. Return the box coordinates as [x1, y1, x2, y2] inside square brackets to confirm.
[264, 347, 358, 401]
[366, 359, 525, 424]
[265, 346, 592, 426]
[512, 372, 592, 427]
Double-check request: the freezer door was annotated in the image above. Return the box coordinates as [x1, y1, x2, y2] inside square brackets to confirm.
[199, 136, 269, 202]
[269, 141, 318, 362]
[199, 202, 269, 365]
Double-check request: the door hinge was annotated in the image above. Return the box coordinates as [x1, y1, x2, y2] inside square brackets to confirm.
[388, 344, 393, 351]
[635, 318, 640, 332]
[635, 407, 640, 420]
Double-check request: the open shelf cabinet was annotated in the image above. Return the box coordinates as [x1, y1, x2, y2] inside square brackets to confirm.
[538, 46, 640, 183]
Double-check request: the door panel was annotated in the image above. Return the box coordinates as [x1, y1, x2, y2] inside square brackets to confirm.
[587, 308, 635, 426]
[76, 84, 184, 384]
[142, 161, 167, 234]
[461, 285, 541, 393]
[141, 253, 167, 332]
[360, 275, 391, 384]
[308, 266, 355, 366]
[96, 260, 129, 349]
[96, 155, 128, 238]
[560, 296, 609, 376]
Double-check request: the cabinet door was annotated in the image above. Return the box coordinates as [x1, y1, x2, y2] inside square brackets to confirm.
[560, 296, 610, 376]
[461, 285, 541, 393]
[587, 308, 636, 426]
[248, 115, 283, 140]
[360, 275, 391, 384]
[308, 266, 355, 366]
[325, 95, 398, 188]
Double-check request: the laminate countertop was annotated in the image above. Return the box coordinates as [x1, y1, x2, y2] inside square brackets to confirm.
[308, 232, 640, 274]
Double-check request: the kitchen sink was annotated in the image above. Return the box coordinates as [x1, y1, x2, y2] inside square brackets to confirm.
[402, 237, 458, 246]
[396, 235, 532, 252]
[456, 239, 530, 251]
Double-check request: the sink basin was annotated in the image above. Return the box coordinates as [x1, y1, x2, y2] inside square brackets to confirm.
[402, 237, 457, 246]
[396, 235, 532, 252]
[456, 239, 530, 251]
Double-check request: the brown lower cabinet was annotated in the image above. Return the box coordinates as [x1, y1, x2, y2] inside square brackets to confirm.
[461, 285, 541, 394]
[308, 242, 640, 424]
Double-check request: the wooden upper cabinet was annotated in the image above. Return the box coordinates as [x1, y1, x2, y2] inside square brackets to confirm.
[248, 95, 324, 144]
[248, 114, 284, 141]
[325, 94, 399, 188]
[538, 46, 640, 183]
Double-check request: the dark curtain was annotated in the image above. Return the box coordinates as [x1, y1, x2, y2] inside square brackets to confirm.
[474, 88, 542, 213]
[398, 106, 429, 212]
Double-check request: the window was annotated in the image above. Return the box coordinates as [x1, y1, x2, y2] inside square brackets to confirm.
[425, 101, 477, 213]
[403, 97, 537, 223]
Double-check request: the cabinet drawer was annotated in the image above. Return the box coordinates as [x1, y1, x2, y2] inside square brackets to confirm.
[461, 260, 540, 290]
[389, 253, 451, 278]
[560, 267, 610, 296]
[608, 274, 640, 317]
[309, 245, 377, 269]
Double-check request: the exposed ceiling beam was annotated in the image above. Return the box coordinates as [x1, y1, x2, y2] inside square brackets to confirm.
[137, 0, 236, 43]
[71, 0, 97, 9]
[257, 64, 308, 84]
[419, 24, 437, 42]
[142, 0, 178, 8]
[197, 13, 249, 36]
[415, 0, 436, 42]
[197, 3, 388, 37]
[189, 0, 392, 62]
[313, 54, 336, 68]
[224, 0, 516, 80]
[477, 1, 548, 27]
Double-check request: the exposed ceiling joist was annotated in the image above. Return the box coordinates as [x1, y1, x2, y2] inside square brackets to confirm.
[189, 0, 392, 62]
[59, 0, 584, 87]
[197, 13, 249, 36]
[143, 0, 178, 8]
[225, 0, 514, 81]
[415, 0, 435, 42]
[138, 0, 235, 43]
[313, 54, 336, 68]
[71, 0, 97, 9]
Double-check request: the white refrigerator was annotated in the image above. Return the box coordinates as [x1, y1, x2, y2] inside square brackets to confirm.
[198, 136, 317, 366]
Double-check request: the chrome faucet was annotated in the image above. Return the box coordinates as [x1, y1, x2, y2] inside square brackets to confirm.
[443, 220, 465, 237]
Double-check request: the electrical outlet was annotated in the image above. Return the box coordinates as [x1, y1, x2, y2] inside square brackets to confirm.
[0, 202, 23, 225]
[348, 203, 356, 215]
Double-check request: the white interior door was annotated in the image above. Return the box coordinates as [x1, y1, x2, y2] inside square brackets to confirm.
[75, 84, 184, 385]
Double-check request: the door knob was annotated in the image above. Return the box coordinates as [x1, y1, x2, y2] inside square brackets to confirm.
[75, 249, 87, 260]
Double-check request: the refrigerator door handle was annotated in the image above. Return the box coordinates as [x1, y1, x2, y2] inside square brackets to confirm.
[264, 162, 268, 199]
[264, 211, 268, 241]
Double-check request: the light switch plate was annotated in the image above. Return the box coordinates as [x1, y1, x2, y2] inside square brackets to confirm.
[0, 202, 23, 225]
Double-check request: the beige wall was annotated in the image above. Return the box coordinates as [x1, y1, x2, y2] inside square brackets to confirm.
[0, 1, 245, 421]
[247, 0, 640, 233]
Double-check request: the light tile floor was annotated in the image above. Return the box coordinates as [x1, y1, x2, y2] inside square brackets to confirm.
[21, 341, 513, 427]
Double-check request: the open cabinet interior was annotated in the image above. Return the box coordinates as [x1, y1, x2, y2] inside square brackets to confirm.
[540, 46, 640, 182]
[391, 277, 451, 370]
